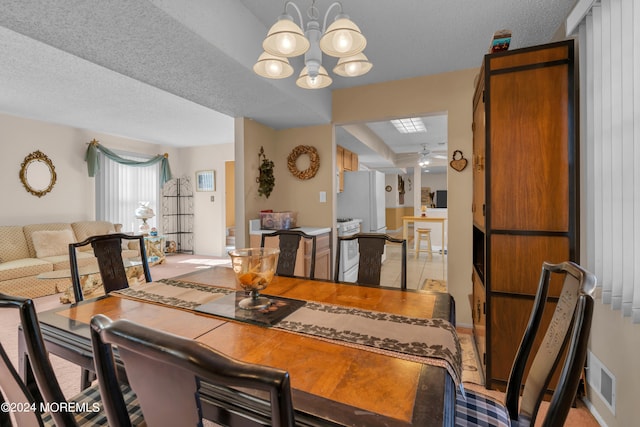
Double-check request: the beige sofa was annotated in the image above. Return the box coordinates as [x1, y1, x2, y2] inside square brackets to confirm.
[0, 221, 138, 298]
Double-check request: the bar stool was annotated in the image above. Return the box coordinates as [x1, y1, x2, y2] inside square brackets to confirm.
[415, 228, 433, 259]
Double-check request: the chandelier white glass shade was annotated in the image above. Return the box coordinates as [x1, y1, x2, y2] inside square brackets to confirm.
[296, 65, 332, 89]
[252, 52, 294, 79]
[333, 53, 373, 77]
[319, 17, 367, 57]
[262, 15, 310, 57]
[254, 1, 371, 89]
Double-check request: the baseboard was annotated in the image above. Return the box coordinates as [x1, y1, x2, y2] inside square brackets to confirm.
[581, 397, 608, 427]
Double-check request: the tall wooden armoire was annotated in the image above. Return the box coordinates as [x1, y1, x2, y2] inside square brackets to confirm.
[471, 40, 578, 391]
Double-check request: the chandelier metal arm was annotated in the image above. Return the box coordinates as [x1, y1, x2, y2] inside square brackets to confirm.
[283, 1, 304, 27]
[322, 2, 344, 33]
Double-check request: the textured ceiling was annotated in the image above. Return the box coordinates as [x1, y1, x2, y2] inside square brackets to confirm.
[0, 0, 576, 160]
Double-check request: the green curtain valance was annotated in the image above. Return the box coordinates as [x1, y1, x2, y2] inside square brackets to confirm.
[85, 139, 172, 186]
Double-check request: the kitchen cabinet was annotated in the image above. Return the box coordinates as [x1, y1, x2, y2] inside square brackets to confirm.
[472, 40, 578, 392]
[249, 229, 331, 280]
[336, 145, 358, 192]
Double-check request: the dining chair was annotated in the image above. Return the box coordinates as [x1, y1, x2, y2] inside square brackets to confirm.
[335, 233, 407, 290]
[70, 233, 153, 390]
[90, 314, 296, 427]
[261, 229, 317, 279]
[69, 233, 152, 303]
[455, 261, 597, 427]
[0, 293, 144, 427]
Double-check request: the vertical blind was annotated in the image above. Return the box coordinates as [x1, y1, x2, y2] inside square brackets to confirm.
[95, 151, 160, 233]
[568, 0, 640, 323]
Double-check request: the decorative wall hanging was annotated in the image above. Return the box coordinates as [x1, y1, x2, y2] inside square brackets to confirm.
[257, 146, 275, 198]
[449, 150, 468, 172]
[195, 170, 215, 191]
[287, 145, 320, 180]
[19, 150, 57, 197]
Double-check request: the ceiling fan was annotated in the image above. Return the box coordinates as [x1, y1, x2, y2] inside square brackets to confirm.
[417, 143, 447, 167]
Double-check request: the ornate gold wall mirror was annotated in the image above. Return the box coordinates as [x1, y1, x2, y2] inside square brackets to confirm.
[19, 150, 57, 197]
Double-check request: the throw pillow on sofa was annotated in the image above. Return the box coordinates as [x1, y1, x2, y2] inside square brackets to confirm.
[31, 229, 76, 258]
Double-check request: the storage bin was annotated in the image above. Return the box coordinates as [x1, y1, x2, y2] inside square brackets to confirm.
[260, 211, 297, 230]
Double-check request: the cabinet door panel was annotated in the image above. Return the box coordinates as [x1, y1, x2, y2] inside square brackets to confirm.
[489, 65, 570, 231]
[473, 92, 486, 228]
[489, 295, 564, 391]
[472, 271, 486, 373]
[490, 234, 569, 297]
[314, 248, 331, 280]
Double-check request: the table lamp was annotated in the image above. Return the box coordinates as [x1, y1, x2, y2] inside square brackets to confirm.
[135, 202, 155, 234]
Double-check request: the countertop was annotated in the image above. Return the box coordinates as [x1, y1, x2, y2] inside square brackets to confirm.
[249, 220, 331, 236]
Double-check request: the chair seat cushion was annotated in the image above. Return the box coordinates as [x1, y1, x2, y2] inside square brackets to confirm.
[455, 388, 510, 427]
[41, 383, 144, 426]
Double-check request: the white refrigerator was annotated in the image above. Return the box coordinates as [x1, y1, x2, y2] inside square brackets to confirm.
[338, 171, 386, 233]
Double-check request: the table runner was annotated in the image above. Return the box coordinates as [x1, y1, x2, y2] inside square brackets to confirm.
[112, 278, 462, 385]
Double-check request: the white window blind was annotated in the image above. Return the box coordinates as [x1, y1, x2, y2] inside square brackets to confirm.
[568, 0, 640, 322]
[95, 151, 160, 233]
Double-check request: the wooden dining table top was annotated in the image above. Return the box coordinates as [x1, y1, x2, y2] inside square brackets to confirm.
[35, 266, 456, 427]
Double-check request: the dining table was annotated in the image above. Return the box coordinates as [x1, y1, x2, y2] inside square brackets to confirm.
[20, 266, 460, 427]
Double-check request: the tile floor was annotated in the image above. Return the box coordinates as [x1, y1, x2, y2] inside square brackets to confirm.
[380, 228, 447, 290]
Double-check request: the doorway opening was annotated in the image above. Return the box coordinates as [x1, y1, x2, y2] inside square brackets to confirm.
[335, 113, 449, 288]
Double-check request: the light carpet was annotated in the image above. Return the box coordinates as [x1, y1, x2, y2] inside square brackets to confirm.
[419, 277, 484, 385]
[421, 278, 447, 292]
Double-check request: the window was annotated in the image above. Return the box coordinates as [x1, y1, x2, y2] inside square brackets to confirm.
[569, 0, 640, 322]
[95, 150, 160, 233]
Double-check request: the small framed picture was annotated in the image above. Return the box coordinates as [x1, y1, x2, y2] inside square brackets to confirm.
[196, 170, 215, 191]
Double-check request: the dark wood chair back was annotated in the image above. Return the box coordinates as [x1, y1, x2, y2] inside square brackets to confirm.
[69, 233, 152, 302]
[505, 261, 596, 425]
[261, 230, 316, 279]
[335, 233, 407, 290]
[0, 293, 80, 426]
[90, 314, 295, 427]
[0, 341, 45, 427]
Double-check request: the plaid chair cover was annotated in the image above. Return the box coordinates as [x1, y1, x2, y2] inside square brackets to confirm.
[40, 383, 143, 426]
[455, 388, 510, 427]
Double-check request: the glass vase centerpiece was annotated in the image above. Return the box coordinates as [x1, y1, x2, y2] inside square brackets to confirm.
[228, 248, 280, 310]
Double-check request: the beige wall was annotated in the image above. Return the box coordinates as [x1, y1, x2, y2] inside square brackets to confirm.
[271, 125, 334, 226]
[179, 143, 235, 255]
[236, 118, 334, 247]
[386, 207, 413, 230]
[0, 113, 179, 225]
[0, 112, 234, 256]
[586, 297, 640, 426]
[333, 68, 478, 326]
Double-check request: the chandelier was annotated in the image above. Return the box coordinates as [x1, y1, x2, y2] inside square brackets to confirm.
[253, 1, 372, 89]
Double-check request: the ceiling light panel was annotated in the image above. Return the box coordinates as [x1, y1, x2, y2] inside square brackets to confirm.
[390, 118, 426, 134]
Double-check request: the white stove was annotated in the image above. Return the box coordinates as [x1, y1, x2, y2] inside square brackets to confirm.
[336, 218, 361, 237]
[336, 219, 361, 282]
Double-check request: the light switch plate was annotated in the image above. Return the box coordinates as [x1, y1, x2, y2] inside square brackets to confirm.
[319, 191, 326, 203]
